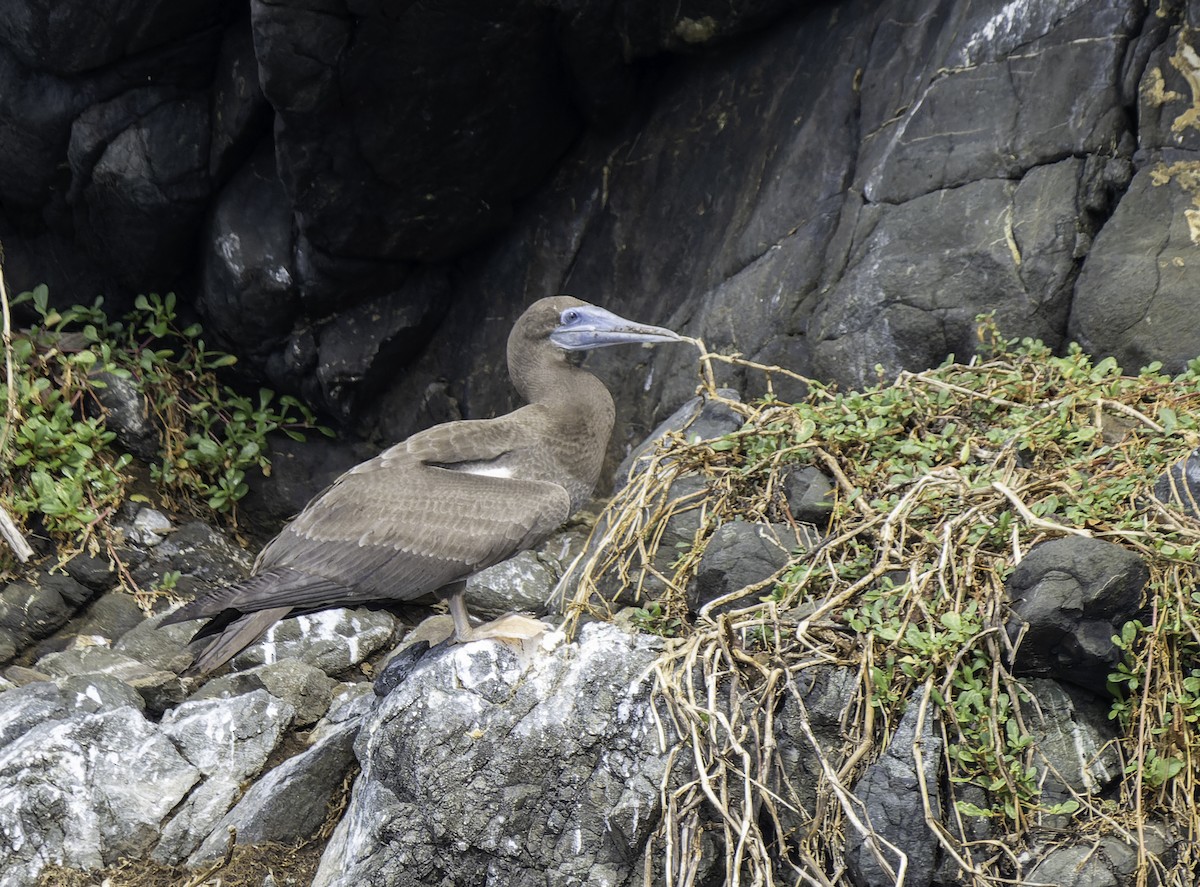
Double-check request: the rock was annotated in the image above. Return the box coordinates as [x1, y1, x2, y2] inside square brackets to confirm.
[0, 706, 201, 885]
[251, 0, 580, 264]
[1069, 154, 1200, 374]
[153, 689, 296, 864]
[781, 465, 835, 526]
[688, 520, 795, 615]
[0, 681, 69, 750]
[1026, 822, 1174, 886]
[845, 688, 943, 887]
[1021, 678, 1122, 813]
[128, 520, 252, 605]
[614, 390, 745, 491]
[54, 673, 147, 716]
[64, 551, 120, 592]
[0, 0, 232, 76]
[91, 370, 160, 460]
[584, 471, 711, 609]
[0, 573, 95, 662]
[113, 611, 205, 674]
[189, 659, 336, 727]
[313, 273, 448, 419]
[1153, 447, 1200, 519]
[208, 11, 270, 182]
[312, 623, 675, 887]
[33, 589, 145, 660]
[1005, 537, 1148, 694]
[130, 507, 173, 546]
[35, 645, 186, 713]
[464, 528, 588, 619]
[67, 87, 214, 290]
[188, 711, 360, 866]
[229, 607, 398, 677]
[198, 144, 300, 364]
[773, 665, 860, 826]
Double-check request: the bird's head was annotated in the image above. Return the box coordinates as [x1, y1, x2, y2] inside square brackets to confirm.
[512, 296, 682, 355]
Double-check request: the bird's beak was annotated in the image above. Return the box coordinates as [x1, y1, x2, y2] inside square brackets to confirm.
[550, 305, 683, 351]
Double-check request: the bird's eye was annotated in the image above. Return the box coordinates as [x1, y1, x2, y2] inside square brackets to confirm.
[562, 309, 580, 324]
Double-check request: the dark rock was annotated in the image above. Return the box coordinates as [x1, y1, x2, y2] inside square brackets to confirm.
[312, 623, 675, 887]
[33, 590, 145, 660]
[1069, 153, 1200, 374]
[0, 0, 232, 76]
[251, 0, 580, 265]
[113, 611, 206, 674]
[197, 144, 300, 363]
[846, 688, 942, 887]
[128, 520, 252, 606]
[773, 665, 859, 826]
[781, 465, 835, 526]
[208, 12, 271, 182]
[189, 712, 360, 865]
[812, 158, 1127, 390]
[64, 551, 119, 592]
[67, 87, 213, 290]
[372, 639, 434, 697]
[91, 370, 159, 460]
[0, 573, 95, 660]
[55, 672, 146, 715]
[1020, 679, 1121, 814]
[615, 389, 745, 492]
[313, 270, 449, 419]
[1005, 537, 1148, 694]
[1152, 446, 1200, 518]
[688, 520, 795, 615]
[584, 472, 711, 608]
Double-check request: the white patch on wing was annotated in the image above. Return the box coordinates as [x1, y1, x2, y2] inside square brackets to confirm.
[457, 464, 514, 479]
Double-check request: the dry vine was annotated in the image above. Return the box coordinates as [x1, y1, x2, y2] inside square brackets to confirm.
[567, 331, 1200, 886]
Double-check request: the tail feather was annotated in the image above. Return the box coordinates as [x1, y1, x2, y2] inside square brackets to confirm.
[182, 606, 293, 676]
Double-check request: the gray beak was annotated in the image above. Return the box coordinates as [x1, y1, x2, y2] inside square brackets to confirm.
[550, 305, 683, 351]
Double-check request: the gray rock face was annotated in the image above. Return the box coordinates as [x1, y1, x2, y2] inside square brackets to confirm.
[154, 690, 296, 864]
[1021, 678, 1121, 806]
[781, 466, 835, 527]
[845, 689, 943, 887]
[1005, 537, 1148, 694]
[229, 607, 398, 675]
[1153, 446, 1200, 519]
[189, 710, 361, 866]
[312, 623, 674, 887]
[688, 520, 794, 615]
[0, 705, 201, 885]
[1026, 823, 1174, 886]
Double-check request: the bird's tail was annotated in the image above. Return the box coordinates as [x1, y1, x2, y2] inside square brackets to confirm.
[181, 606, 294, 676]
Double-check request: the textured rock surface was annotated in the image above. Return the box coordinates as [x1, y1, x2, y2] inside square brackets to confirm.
[0, 0, 1183, 463]
[312, 623, 675, 887]
[1005, 536, 1148, 694]
[688, 520, 795, 615]
[845, 689, 943, 887]
[1021, 678, 1122, 807]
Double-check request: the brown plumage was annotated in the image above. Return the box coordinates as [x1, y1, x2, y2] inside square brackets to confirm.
[164, 296, 682, 675]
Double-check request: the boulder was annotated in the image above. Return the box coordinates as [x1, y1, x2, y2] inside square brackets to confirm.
[312, 623, 676, 887]
[1005, 537, 1148, 694]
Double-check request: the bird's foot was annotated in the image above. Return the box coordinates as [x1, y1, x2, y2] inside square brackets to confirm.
[455, 613, 548, 645]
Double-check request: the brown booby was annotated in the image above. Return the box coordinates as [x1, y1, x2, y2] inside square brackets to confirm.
[165, 296, 683, 675]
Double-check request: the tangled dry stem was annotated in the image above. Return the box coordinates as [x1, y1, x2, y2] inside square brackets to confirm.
[567, 337, 1200, 886]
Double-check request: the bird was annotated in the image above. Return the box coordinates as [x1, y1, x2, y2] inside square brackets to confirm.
[164, 296, 683, 675]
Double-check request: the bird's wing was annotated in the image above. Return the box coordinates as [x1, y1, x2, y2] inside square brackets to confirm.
[251, 452, 572, 605]
[397, 406, 548, 467]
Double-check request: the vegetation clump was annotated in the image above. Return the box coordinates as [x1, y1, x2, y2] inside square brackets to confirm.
[1, 283, 329, 580]
[572, 320, 1200, 886]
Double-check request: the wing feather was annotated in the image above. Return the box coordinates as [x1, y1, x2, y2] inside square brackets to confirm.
[256, 451, 571, 602]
